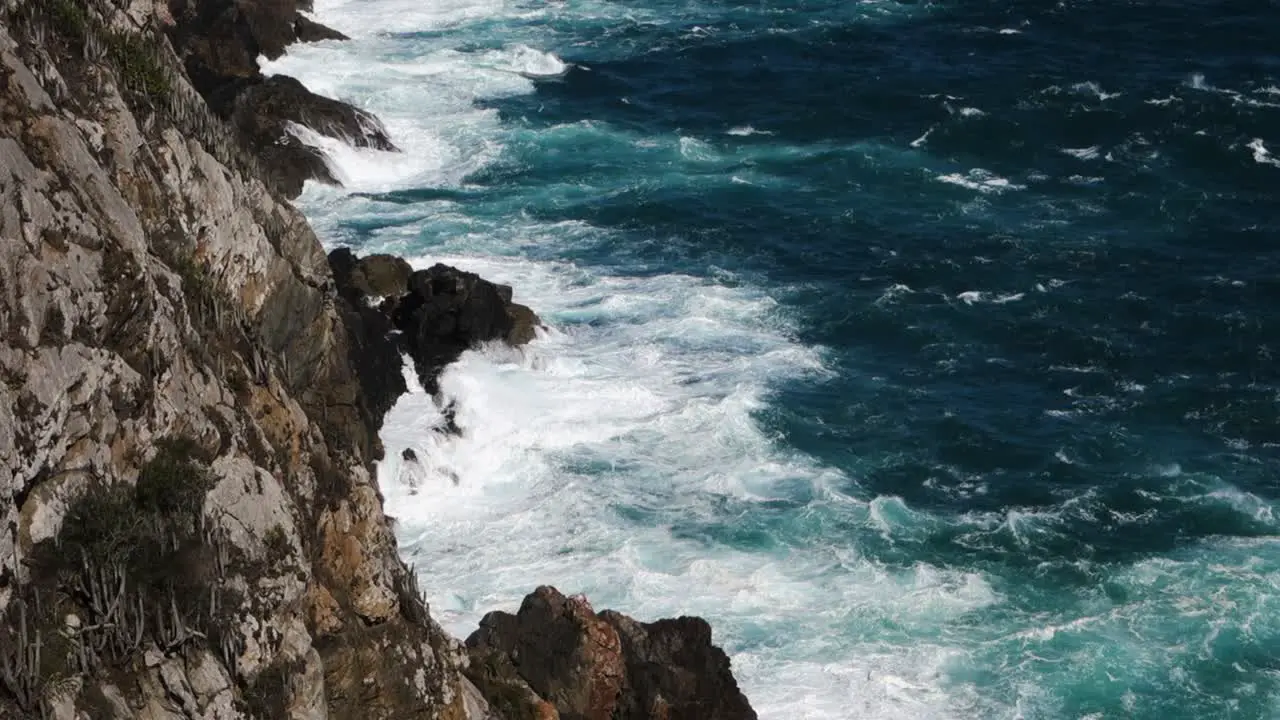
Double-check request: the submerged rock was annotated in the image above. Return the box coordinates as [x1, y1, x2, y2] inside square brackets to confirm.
[467, 587, 757, 720]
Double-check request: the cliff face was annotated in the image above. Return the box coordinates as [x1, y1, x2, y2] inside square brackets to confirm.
[0, 1, 482, 716]
[0, 0, 757, 717]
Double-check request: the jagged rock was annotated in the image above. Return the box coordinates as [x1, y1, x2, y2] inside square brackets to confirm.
[393, 264, 538, 394]
[295, 14, 349, 43]
[464, 648, 562, 720]
[467, 587, 757, 720]
[328, 247, 408, 429]
[329, 248, 542, 401]
[233, 75, 396, 152]
[0, 5, 752, 720]
[507, 302, 542, 345]
[225, 75, 396, 196]
[0, 12, 474, 720]
[468, 587, 625, 720]
[168, 0, 325, 84]
[166, 0, 383, 197]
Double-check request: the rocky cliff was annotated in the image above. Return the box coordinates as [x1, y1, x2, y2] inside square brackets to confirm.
[0, 0, 757, 717]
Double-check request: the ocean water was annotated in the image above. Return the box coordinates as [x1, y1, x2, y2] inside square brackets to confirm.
[262, 1, 1280, 717]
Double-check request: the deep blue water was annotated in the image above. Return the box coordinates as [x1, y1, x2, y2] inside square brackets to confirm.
[273, 1, 1280, 716]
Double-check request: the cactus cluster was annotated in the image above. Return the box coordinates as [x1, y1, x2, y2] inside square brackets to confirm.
[0, 439, 250, 717]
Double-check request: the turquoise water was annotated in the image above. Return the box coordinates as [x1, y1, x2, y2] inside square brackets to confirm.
[265, 1, 1280, 717]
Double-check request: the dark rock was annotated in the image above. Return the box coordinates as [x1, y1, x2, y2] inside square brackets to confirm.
[165, 0, 386, 197]
[465, 648, 561, 720]
[327, 248, 407, 441]
[257, 132, 339, 198]
[438, 397, 461, 436]
[295, 14, 349, 43]
[239, 0, 304, 59]
[168, 0, 304, 71]
[327, 247, 361, 304]
[392, 264, 518, 395]
[226, 75, 396, 196]
[167, 0, 263, 96]
[233, 74, 396, 151]
[329, 249, 541, 433]
[401, 448, 417, 462]
[467, 587, 756, 720]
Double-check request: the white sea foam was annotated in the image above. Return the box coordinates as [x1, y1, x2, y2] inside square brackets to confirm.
[936, 168, 1025, 194]
[476, 43, 569, 77]
[727, 125, 775, 136]
[1061, 146, 1101, 160]
[1070, 81, 1121, 101]
[1246, 138, 1280, 168]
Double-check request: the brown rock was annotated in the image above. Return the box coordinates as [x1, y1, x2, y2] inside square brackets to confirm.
[468, 587, 625, 720]
[354, 253, 413, 298]
[507, 302, 542, 346]
[468, 588, 757, 720]
[464, 649, 563, 720]
[306, 583, 346, 637]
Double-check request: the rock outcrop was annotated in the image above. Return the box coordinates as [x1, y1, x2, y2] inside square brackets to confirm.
[466, 588, 757, 720]
[329, 249, 543, 397]
[165, 0, 391, 196]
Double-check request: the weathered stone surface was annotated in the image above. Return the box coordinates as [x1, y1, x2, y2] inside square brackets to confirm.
[328, 248, 541, 408]
[0, 8, 472, 719]
[353, 253, 413, 298]
[228, 75, 396, 196]
[0, 4, 755, 720]
[507, 303, 542, 346]
[392, 264, 541, 395]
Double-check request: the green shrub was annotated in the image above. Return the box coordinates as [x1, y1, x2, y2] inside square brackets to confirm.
[134, 435, 214, 520]
[106, 32, 171, 101]
[47, 0, 88, 44]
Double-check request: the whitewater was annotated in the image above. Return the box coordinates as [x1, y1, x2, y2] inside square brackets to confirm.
[264, 0, 1280, 717]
